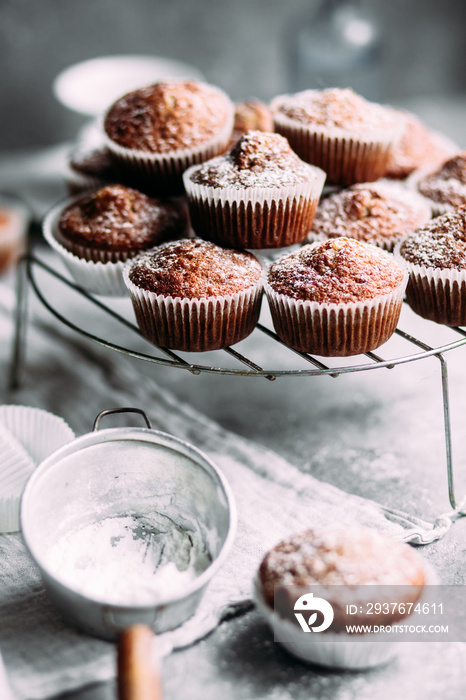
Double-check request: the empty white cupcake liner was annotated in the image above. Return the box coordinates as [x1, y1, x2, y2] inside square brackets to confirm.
[42, 198, 130, 297]
[0, 405, 74, 533]
[265, 271, 408, 357]
[123, 258, 264, 352]
[183, 166, 326, 249]
[273, 112, 401, 186]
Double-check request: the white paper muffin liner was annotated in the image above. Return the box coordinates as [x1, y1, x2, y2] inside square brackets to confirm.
[253, 565, 437, 671]
[265, 270, 408, 357]
[123, 258, 264, 352]
[394, 243, 466, 326]
[183, 165, 326, 249]
[272, 111, 401, 186]
[42, 197, 133, 297]
[100, 89, 235, 195]
[0, 405, 74, 533]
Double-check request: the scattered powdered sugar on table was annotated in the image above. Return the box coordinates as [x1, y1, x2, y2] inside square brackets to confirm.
[46, 511, 212, 605]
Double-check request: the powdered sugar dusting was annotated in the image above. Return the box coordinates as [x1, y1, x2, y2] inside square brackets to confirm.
[269, 237, 404, 303]
[310, 180, 431, 246]
[270, 88, 396, 137]
[189, 131, 323, 188]
[259, 525, 425, 604]
[417, 151, 466, 207]
[399, 205, 466, 269]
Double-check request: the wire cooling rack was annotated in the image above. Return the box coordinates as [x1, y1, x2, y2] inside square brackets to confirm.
[10, 249, 466, 511]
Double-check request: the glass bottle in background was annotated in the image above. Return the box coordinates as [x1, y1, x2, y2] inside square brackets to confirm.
[289, 0, 383, 101]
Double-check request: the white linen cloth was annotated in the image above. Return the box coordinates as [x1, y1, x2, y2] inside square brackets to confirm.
[0, 256, 455, 700]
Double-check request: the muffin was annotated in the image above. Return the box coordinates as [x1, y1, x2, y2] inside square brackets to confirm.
[65, 145, 125, 195]
[43, 184, 186, 296]
[396, 205, 466, 326]
[266, 237, 407, 356]
[123, 238, 264, 352]
[384, 108, 457, 180]
[183, 131, 326, 249]
[103, 80, 234, 195]
[308, 180, 431, 251]
[415, 151, 466, 215]
[230, 99, 274, 144]
[0, 195, 30, 273]
[270, 87, 401, 186]
[255, 525, 428, 669]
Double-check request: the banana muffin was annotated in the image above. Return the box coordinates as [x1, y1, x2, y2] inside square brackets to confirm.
[183, 130, 326, 249]
[396, 205, 466, 325]
[308, 180, 431, 251]
[123, 238, 263, 351]
[266, 237, 407, 356]
[270, 87, 401, 186]
[415, 151, 466, 215]
[103, 80, 234, 195]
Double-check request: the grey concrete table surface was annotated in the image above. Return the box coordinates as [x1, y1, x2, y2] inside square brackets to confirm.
[3, 92, 466, 700]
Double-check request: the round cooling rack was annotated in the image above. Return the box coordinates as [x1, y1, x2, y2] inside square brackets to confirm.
[17, 253, 466, 380]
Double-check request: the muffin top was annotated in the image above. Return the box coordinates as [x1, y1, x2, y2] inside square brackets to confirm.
[259, 525, 426, 606]
[268, 237, 404, 303]
[310, 180, 431, 247]
[399, 205, 466, 270]
[58, 184, 185, 253]
[128, 238, 262, 298]
[385, 109, 457, 180]
[69, 145, 122, 181]
[187, 131, 325, 188]
[232, 100, 274, 140]
[417, 151, 466, 207]
[104, 80, 233, 154]
[270, 88, 396, 137]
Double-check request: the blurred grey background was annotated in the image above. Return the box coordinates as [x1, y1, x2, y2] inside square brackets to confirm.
[1, 0, 466, 151]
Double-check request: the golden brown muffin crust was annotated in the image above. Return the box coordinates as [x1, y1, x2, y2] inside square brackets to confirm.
[268, 237, 404, 303]
[58, 184, 185, 253]
[128, 238, 262, 298]
[310, 181, 430, 245]
[104, 80, 232, 153]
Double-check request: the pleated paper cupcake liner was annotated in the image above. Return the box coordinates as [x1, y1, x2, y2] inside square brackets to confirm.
[123, 262, 263, 352]
[265, 275, 408, 357]
[0, 196, 30, 273]
[273, 113, 400, 186]
[42, 198, 131, 297]
[183, 170, 326, 249]
[394, 249, 466, 326]
[0, 405, 74, 533]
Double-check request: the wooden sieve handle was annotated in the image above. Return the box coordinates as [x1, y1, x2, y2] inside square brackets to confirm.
[117, 625, 163, 700]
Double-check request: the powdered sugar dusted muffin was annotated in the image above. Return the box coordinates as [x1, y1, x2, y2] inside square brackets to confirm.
[270, 88, 401, 186]
[103, 80, 234, 195]
[230, 100, 274, 144]
[385, 108, 457, 180]
[396, 205, 466, 325]
[266, 237, 407, 356]
[415, 151, 466, 215]
[183, 130, 326, 249]
[309, 180, 431, 251]
[43, 184, 186, 296]
[259, 525, 426, 610]
[123, 238, 263, 351]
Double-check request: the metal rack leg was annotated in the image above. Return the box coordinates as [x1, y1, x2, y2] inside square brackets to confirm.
[437, 353, 457, 509]
[9, 256, 29, 391]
